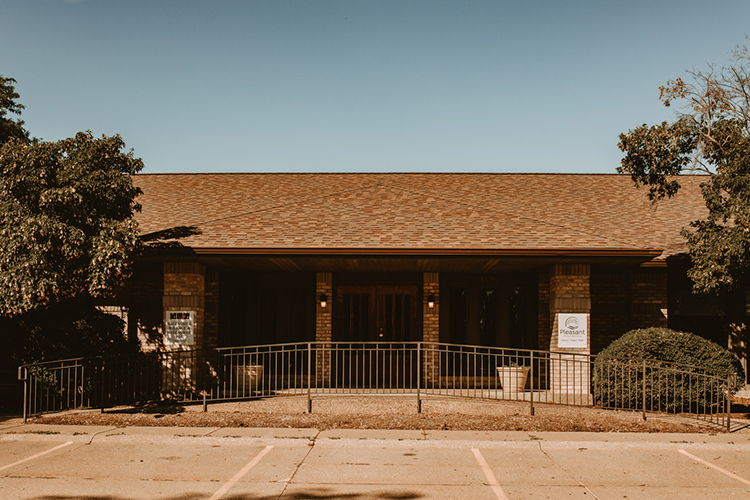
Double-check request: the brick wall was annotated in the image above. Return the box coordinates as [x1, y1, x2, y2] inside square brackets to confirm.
[589, 269, 668, 354]
[590, 271, 630, 354]
[630, 270, 668, 329]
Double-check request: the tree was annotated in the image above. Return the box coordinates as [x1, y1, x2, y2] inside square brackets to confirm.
[0, 75, 31, 146]
[618, 42, 750, 293]
[0, 132, 144, 317]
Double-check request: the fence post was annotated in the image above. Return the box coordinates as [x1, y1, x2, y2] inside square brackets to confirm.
[529, 351, 535, 416]
[100, 362, 106, 414]
[417, 342, 422, 414]
[642, 359, 647, 421]
[307, 343, 312, 413]
[726, 373, 732, 433]
[19, 366, 28, 423]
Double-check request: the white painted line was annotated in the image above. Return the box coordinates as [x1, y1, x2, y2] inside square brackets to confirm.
[209, 445, 273, 500]
[471, 448, 509, 500]
[0, 441, 73, 473]
[678, 449, 750, 486]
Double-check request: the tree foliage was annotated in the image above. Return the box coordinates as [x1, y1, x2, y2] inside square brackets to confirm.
[618, 43, 750, 292]
[0, 132, 144, 317]
[0, 75, 31, 146]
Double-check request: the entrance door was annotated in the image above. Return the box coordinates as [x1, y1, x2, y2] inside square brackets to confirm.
[335, 284, 419, 388]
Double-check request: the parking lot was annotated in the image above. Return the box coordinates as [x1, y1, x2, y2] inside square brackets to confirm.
[1, 423, 750, 500]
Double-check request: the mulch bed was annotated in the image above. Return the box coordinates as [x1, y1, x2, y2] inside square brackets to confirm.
[28, 395, 734, 434]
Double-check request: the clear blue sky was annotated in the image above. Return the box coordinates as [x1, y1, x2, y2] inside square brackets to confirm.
[2, 0, 749, 174]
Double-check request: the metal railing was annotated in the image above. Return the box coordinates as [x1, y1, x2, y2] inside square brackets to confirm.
[18, 342, 736, 430]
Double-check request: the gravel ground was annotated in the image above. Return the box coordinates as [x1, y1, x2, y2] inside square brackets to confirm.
[28, 394, 736, 433]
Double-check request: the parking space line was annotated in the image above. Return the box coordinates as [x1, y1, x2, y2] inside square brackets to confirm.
[0, 441, 73, 473]
[678, 449, 750, 486]
[471, 448, 509, 500]
[208, 445, 274, 500]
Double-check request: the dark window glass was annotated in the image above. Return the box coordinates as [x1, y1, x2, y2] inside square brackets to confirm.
[449, 288, 467, 344]
[480, 288, 497, 346]
[510, 287, 526, 348]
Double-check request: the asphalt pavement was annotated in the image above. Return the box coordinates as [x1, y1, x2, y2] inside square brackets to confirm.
[1, 422, 750, 499]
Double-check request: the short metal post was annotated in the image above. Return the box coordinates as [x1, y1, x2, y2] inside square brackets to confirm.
[101, 362, 106, 414]
[726, 373, 732, 433]
[642, 360, 647, 421]
[307, 343, 312, 413]
[19, 366, 28, 423]
[529, 351, 535, 416]
[203, 391, 207, 412]
[417, 342, 422, 414]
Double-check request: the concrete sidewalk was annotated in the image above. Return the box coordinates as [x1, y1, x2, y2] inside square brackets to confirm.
[3, 421, 750, 449]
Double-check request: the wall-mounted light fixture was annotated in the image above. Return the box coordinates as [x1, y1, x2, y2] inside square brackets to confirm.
[319, 294, 328, 308]
[427, 295, 436, 309]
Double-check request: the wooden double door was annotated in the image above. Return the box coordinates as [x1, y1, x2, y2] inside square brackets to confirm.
[334, 284, 419, 388]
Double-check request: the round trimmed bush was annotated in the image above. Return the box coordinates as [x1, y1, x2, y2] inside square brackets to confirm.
[593, 327, 745, 413]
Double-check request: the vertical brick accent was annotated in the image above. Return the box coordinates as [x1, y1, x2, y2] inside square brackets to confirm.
[630, 270, 668, 329]
[204, 272, 220, 351]
[422, 273, 439, 342]
[315, 273, 332, 387]
[548, 264, 591, 398]
[422, 273, 440, 388]
[315, 273, 333, 342]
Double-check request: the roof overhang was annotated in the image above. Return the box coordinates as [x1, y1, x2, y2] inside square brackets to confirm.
[189, 247, 664, 258]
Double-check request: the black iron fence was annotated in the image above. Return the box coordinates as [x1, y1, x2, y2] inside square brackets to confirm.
[18, 342, 736, 430]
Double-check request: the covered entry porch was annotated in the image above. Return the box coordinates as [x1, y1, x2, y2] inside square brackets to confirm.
[136, 249, 665, 395]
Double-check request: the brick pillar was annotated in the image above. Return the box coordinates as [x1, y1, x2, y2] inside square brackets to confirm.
[163, 262, 206, 349]
[422, 273, 439, 388]
[315, 272, 332, 387]
[549, 264, 591, 403]
[162, 262, 206, 394]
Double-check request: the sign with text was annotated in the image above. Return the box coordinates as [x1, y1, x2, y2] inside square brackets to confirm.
[557, 313, 588, 348]
[165, 310, 195, 346]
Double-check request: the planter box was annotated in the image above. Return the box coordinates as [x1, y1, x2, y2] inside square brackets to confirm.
[232, 365, 263, 395]
[497, 366, 530, 393]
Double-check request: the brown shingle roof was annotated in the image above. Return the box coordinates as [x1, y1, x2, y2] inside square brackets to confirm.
[133, 173, 708, 256]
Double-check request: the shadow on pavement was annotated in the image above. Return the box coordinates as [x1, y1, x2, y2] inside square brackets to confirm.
[30, 489, 424, 500]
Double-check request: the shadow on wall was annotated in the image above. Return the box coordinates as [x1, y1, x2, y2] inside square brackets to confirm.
[32, 489, 424, 499]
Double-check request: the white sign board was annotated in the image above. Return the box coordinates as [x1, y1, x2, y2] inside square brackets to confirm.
[557, 313, 588, 348]
[165, 310, 195, 346]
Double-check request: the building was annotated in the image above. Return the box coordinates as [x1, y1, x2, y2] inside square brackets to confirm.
[117, 173, 748, 384]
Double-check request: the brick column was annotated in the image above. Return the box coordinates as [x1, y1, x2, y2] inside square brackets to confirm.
[315, 272, 332, 387]
[422, 273, 439, 388]
[548, 264, 591, 403]
[162, 262, 206, 394]
[163, 262, 206, 349]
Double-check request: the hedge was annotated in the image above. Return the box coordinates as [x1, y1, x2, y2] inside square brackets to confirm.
[592, 327, 745, 413]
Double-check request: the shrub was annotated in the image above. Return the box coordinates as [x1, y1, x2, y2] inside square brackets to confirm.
[592, 327, 745, 413]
